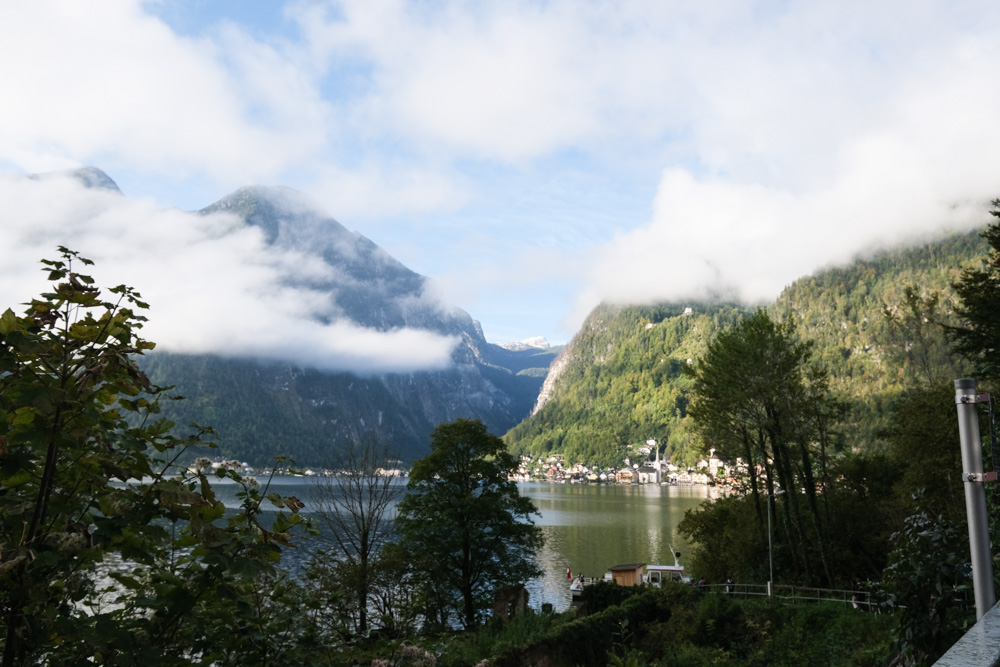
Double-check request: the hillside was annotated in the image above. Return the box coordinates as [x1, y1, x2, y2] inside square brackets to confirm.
[505, 228, 986, 466]
[505, 303, 751, 466]
[772, 230, 983, 450]
[126, 181, 562, 466]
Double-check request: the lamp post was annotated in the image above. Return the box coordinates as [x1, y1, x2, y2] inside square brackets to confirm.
[768, 489, 785, 597]
[954, 378, 997, 619]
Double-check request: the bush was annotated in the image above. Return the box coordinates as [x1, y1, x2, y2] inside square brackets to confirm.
[476, 587, 892, 667]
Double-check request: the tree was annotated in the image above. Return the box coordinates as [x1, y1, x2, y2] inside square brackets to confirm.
[883, 493, 973, 666]
[686, 310, 838, 586]
[950, 199, 1000, 377]
[395, 418, 543, 630]
[0, 249, 311, 665]
[0, 248, 203, 664]
[881, 383, 966, 525]
[882, 286, 967, 387]
[309, 431, 404, 635]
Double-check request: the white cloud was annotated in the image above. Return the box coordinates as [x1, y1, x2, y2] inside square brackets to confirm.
[291, 1, 1000, 339]
[5, 0, 1000, 346]
[0, 1, 327, 184]
[0, 174, 458, 374]
[563, 1, 1000, 320]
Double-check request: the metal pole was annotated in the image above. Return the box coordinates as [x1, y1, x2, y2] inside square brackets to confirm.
[768, 494, 773, 598]
[767, 489, 783, 599]
[954, 378, 997, 620]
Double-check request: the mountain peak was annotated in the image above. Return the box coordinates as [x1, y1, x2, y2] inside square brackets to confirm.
[498, 337, 551, 352]
[67, 166, 121, 193]
[18, 166, 122, 194]
[198, 185, 323, 243]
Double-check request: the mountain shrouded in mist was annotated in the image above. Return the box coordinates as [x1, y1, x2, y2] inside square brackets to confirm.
[148, 180, 563, 464]
[4, 167, 560, 465]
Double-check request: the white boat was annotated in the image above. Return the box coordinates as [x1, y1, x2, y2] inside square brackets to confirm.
[644, 560, 690, 586]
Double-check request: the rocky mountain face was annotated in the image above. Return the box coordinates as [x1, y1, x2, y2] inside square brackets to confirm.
[116, 180, 563, 466]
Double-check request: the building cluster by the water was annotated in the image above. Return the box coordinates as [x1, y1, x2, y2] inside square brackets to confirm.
[187, 458, 407, 479]
[191, 445, 744, 488]
[510, 447, 746, 487]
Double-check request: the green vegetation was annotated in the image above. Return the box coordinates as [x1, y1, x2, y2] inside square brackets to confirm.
[950, 199, 1000, 378]
[0, 249, 315, 665]
[440, 585, 893, 667]
[396, 418, 544, 630]
[687, 311, 839, 586]
[506, 303, 749, 466]
[506, 229, 985, 467]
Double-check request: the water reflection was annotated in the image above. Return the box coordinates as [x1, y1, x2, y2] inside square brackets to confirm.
[519, 482, 713, 610]
[208, 477, 715, 612]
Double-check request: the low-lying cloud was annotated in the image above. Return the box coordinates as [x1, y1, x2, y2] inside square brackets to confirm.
[568, 2, 1000, 323]
[0, 174, 458, 374]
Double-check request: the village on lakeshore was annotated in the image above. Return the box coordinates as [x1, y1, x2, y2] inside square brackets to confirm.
[510, 440, 738, 487]
[194, 439, 738, 487]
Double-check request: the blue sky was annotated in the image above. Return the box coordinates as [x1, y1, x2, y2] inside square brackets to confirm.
[3, 1, 1000, 370]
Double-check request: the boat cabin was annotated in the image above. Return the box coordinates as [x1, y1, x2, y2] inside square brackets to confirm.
[645, 563, 687, 585]
[607, 563, 646, 587]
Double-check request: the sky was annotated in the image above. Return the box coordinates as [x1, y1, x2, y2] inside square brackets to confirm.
[2, 0, 1000, 373]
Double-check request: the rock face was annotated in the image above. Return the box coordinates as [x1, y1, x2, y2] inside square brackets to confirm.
[139, 184, 558, 465]
[531, 346, 573, 415]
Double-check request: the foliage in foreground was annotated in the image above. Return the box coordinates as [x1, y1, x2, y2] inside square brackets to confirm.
[0, 249, 317, 665]
[438, 586, 892, 667]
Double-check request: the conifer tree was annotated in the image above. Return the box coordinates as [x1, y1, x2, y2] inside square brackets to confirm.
[950, 199, 1000, 377]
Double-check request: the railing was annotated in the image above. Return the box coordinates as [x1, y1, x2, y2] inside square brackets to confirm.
[694, 582, 877, 610]
[572, 578, 880, 611]
[773, 584, 875, 611]
[933, 600, 1000, 666]
[676, 583, 879, 611]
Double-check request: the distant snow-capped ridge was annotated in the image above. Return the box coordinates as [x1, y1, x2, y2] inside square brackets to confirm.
[497, 337, 550, 351]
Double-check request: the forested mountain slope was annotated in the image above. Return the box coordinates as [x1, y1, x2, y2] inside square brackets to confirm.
[505, 303, 751, 466]
[505, 228, 986, 466]
[772, 230, 983, 450]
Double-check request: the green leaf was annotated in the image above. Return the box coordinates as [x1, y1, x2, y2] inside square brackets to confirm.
[2, 469, 35, 489]
[0, 308, 19, 334]
[11, 406, 36, 426]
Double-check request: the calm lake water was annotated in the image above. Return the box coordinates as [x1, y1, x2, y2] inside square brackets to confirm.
[524, 482, 714, 609]
[210, 477, 716, 612]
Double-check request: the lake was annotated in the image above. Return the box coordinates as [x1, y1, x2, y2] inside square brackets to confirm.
[524, 482, 715, 609]
[210, 476, 717, 611]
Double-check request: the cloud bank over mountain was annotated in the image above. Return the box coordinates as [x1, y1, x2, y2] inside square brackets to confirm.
[2, 1, 1000, 344]
[577, 18, 1000, 318]
[0, 172, 458, 374]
